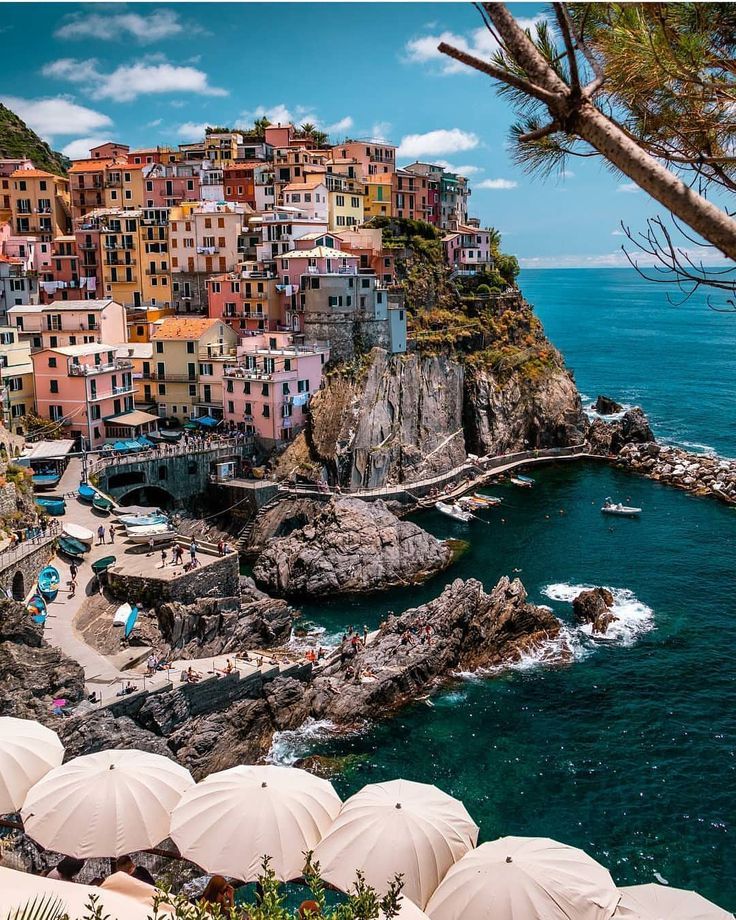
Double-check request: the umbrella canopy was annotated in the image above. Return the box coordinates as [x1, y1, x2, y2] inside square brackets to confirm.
[0, 717, 64, 813]
[170, 764, 341, 882]
[383, 898, 432, 920]
[21, 749, 193, 857]
[615, 883, 733, 920]
[0, 866, 155, 920]
[425, 837, 620, 920]
[313, 779, 479, 909]
[196, 415, 220, 428]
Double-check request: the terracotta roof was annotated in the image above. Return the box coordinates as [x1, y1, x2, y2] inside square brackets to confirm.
[151, 317, 221, 340]
[68, 160, 111, 173]
[283, 178, 326, 192]
[9, 168, 63, 179]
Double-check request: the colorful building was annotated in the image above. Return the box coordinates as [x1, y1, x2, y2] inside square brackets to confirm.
[9, 169, 70, 240]
[331, 141, 396, 177]
[206, 271, 281, 334]
[0, 325, 34, 433]
[363, 175, 393, 220]
[222, 332, 329, 443]
[282, 177, 328, 222]
[321, 172, 364, 230]
[31, 342, 135, 449]
[7, 298, 127, 352]
[0, 255, 38, 320]
[149, 316, 237, 421]
[442, 225, 494, 273]
[392, 169, 429, 222]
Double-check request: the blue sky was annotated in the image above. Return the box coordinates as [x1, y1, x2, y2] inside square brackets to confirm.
[0, 2, 679, 267]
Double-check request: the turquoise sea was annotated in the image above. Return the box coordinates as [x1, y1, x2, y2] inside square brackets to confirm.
[279, 270, 736, 908]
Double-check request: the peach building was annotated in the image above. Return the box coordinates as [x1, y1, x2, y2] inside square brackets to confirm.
[207, 271, 281, 335]
[37, 236, 95, 304]
[143, 162, 199, 208]
[392, 169, 429, 222]
[331, 141, 396, 176]
[9, 169, 70, 240]
[31, 342, 135, 448]
[68, 160, 109, 221]
[334, 227, 395, 283]
[222, 332, 329, 443]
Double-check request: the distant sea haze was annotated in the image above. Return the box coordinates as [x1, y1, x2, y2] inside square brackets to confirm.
[520, 267, 736, 458]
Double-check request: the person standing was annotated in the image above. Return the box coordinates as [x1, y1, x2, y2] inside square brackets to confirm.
[160, 547, 168, 568]
[97, 524, 105, 546]
[108, 523, 115, 544]
[189, 539, 197, 563]
[147, 537, 154, 557]
[69, 560, 78, 581]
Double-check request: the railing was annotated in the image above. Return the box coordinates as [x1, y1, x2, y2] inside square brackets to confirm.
[89, 437, 249, 476]
[69, 360, 132, 376]
[0, 533, 56, 570]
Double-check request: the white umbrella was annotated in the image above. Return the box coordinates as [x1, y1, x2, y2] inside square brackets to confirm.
[425, 836, 620, 920]
[0, 866, 155, 920]
[170, 764, 341, 882]
[21, 749, 193, 857]
[382, 898, 433, 920]
[313, 779, 479, 909]
[0, 717, 64, 813]
[615, 883, 734, 919]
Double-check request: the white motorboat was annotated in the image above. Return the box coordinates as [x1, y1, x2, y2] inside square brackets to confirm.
[435, 501, 474, 522]
[460, 492, 502, 509]
[510, 475, 534, 488]
[113, 602, 133, 627]
[125, 523, 175, 543]
[61, 522, 94, 545]
[601, 498, 642, 516]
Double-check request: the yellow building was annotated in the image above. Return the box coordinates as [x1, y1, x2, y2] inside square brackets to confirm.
[179, 131, 242, 165]
[150, 316, 237, 421]
[103, 161, 146, 210]
[363, 175, 393, 220]
[0, 325, 34, 433]
[9, 169, 71, 241]
[319, 172, 365, 231]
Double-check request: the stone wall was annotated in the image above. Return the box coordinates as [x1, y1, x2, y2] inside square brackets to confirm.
[0, 536, 56, 601]
[0, 483, 19, 518]
[106, 552, 239, 608]
[303, 310, 391, 363]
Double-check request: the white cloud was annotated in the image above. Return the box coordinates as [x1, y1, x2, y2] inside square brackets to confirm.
[55, 9, 190, 44]
[177, 122, 209, 141]
[617, 182, 640, 194]
[0, 95, 112, 137]
[146, 118, 163, 128]
[405, 16, 547, 75]
[60, 136, 112, 159]
[371, 122, 392, 143]
[611, 229, 624, 236]
[239, 104, 317, 128]
[476, 178, 518, 190]
[42, 58, 227, 103]
[397, 128, 479, 159]
[432, 159, 483, 176]
[326, 116, 353, 136]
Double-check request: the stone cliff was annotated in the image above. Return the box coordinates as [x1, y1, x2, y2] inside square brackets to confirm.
[275, 289, 585, 491]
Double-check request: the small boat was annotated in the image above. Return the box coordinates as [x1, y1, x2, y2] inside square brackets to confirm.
[459, 494, 502, 510]
[124, 605, 139, 639]
[435, 501, 474, 522]
[32, 472, 62, 491]
[38, 565, 60, 602]
[510, 475, 534, 488]
[116, 513, 168, 528]
[113, 602, 135, 627]
[35, 496, 66, 516]
[58, 536, 87, 561]
[472, 492, 503, 506]
[601, 498, 642, 516]
[27, 594, 47, 625]
[91, 555, 116, 575]
[63, 522, 94, 545]
[77, 482, 96, 502]
[92, 495, 114, 514]
[125, 523, 174, 544]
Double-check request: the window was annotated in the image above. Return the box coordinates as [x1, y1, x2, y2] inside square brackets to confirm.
[243, 381, 251, 395]
[262, 405, 270, 418]
[156, 341, 163, 354]
[49, 380, 59, 394]
[199, 362, 213, 376]
[189, 385, 197, 397]
[282, 381, 290, 395]
[297, 379, 309, 393]
[186, 341, 195, 354]
[261, 383, 269, 396]
[336, 194, 345, 206]
[48, 357, 57, 368]
[227, 400, 234, 414]
[158, 383, 166, 395]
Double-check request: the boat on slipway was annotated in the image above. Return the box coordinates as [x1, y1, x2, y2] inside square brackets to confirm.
[113, 602, 139, 639]
[510, 474, 535, 488]
[435, 501, 474, 523]
[601, 498, 642, 517]
[125, 523, 174, 544]
[62, 523, 94, 546]
[32, 471, 62, 491]
[27, 594, 47, 625]
[38, 566, 60, 602]
[92, 495, 114, 514]
[117, 513, 168, 528]
[92, 556, 116, 575]
[77, 482, 96, 502]
[35, 496, 66, 516]
[58, 536, 88, 562]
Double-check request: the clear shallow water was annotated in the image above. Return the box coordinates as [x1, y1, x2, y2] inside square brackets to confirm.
[283, 271, 736, 907]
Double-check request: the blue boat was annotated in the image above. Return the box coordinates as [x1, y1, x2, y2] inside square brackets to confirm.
[32, 472, 62, 491]
[116, 513, 168, 528]
[58, 536, 88, 561]
[38, 565, 60, 602]
[78, 482, 96, 502]
[124, 605, 139, 639]
[27, 594, 47, 625]
[35, 496, 66, 516]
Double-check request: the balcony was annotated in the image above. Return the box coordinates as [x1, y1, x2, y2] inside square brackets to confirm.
[145, 268, 168, 276]
[196, 247, 220, 255]
[68, 359, 133, 376]
[88, 383, 134, 401]
[78, 242, 97, 250]
[224, 366, 272, 381]
[105, 257, 136, 267]
[150, 371, 198, 383]
[199, 345, 236, 359]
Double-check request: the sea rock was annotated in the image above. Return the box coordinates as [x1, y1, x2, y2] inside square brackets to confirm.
[0, 599, 85, 721]
[586, 407, 655, 456]
[310, 577, 563, 724]
[572, 587, 618, 635]
[57, 710, 174, 759]
[253, 498, 453, 597]
[593, 395, 623, 415]
[620, 408, 655, 444]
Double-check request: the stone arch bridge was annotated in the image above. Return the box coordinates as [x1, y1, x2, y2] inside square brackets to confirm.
[0, 535, 56, 601]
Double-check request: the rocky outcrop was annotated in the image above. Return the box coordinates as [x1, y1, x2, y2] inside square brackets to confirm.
[253, 498, 453, 597]
[587, 407, 655, 455]
[464, 363, 585, 457]
[310, 577, 563, 724]
[572, 588, 618, 635]
[593, 395, 623, 415]
[0, 599, 85, 721]
[57, 710, 174, 759]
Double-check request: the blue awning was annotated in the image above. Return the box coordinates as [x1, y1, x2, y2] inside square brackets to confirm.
[137, 436, 154, 448]
[113, 441, 131, 452]
[124, 439, 143, 451]
[196, 415, 220, 428]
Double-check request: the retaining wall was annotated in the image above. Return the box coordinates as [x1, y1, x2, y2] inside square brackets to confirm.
[106, 552, 239, 607]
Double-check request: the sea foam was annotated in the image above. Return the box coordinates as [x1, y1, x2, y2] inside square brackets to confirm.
[543, 583, 655, 647]
[267, 718, 340, 765]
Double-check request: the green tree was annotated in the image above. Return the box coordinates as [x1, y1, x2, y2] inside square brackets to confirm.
[253, 117, 272, 139]
[439, 4, 736, 268]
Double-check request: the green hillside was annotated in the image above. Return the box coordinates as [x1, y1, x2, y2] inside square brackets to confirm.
[0, 103, 69, 176]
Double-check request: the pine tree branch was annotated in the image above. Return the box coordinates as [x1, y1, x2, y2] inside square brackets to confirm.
[437, 44, 559, 104]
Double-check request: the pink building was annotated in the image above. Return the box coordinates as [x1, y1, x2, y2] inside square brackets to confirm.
[442, 225, 494, 273]
[279, 239, 359, 287]
[222, 332, 329, 443]
[143, 163, 200, 209]
[207, 271, 281, 335]
[32, 342, 135, 448]
[7, 299, 127, 351]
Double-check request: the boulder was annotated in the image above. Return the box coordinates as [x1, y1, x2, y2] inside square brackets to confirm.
[593, 395, 624, 415]
[310, 577, 563, 724]
[253, 498, 453, 597]
[572, 587, 618, 635]
[620, 407, 655, 445]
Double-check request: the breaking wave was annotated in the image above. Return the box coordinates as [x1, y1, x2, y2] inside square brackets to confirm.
[542, 583, 655, 647]
[267, 718, 340, 765]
